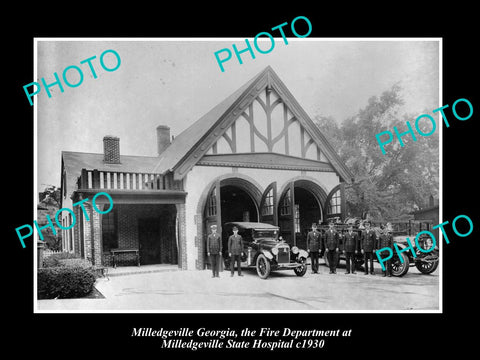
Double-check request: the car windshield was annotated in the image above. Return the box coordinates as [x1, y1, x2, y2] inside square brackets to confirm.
[253, 230, 278, 239]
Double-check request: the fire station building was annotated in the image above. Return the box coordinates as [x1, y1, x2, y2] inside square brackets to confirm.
[60, 66, 354, 270]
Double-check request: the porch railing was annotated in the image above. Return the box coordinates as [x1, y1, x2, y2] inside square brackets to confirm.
[77, 169, 182, 191]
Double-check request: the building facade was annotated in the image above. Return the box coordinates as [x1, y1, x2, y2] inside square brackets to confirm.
[60, 66, 353, 270]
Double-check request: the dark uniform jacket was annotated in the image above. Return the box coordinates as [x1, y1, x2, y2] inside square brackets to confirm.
[378, 233, 394, 250]
[361, 229, 377, 252]
[343, 231, 358, 252]
[323, 229, 339, 251]
[207, 233, 222, 255]
[228, 234, 244, 255]
[306, 230, 322, 252]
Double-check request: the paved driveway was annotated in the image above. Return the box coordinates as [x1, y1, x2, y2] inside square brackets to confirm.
[36, 263, 440, 312]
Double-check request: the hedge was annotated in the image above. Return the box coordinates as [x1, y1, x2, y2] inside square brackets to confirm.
[38, 266, 96, 299]
[43, 252, 80, 268]
[57, 258, 92, 269]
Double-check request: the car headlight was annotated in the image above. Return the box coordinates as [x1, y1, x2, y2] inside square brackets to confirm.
[272, 247, 279, 255]
[291, 246, 299, 254]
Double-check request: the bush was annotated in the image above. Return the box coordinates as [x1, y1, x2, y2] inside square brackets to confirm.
[38, 266, 96, 299]
[43, 252, 80, 268]
[58, 258, 92, 269]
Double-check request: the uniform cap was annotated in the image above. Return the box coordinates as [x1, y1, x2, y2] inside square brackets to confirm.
[210, 224, 217, 229]
[232, 226, 238, 231]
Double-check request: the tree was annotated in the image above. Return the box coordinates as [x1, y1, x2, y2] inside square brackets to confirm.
[38, 185, 62, 250]
[38, 184, 61, 207]
[314, 84, 439, 221]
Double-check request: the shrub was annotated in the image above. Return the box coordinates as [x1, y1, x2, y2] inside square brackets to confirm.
[43, 252, 80, 268]
[38, 266, 96, 299]
[58, 258, 92, 269]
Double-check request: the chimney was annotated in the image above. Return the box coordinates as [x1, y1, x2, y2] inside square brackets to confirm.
[103, 136, 121, 164]
[156, 125, 171, 155]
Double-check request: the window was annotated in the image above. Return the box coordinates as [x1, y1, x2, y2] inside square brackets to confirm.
[261, 188, 274, 216]
[102, 208, 118, 252]
[294, 204, 300, 233]
[206, 187, 217, 217]
[280, 188, 291, 216]
[328, 189, 341, 215]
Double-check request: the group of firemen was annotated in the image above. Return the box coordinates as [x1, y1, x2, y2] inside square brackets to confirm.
[205, 221, 395, 278]
[307, 220, 394, 276]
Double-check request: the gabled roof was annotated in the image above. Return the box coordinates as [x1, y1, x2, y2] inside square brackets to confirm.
[151, 68, 261, 175]
[152, 66, 354, 183]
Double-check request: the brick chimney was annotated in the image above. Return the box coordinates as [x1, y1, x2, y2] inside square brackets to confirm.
[103, 136, 120, 164]
[156, 125, 171, 155]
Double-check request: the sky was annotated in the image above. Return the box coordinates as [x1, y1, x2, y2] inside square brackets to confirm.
[36, 38, 440, 189]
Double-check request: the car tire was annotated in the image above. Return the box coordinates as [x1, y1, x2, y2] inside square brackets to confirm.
[256, 254, 271, 279]
[391, 252, 409, 277]
[294, 257, 307, 277]
[415, 258, 439, 274]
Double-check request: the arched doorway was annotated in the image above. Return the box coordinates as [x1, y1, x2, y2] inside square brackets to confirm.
[278, 179, 327, 249]
[220, 185, 258, 224]
[202, 176, 261, 268]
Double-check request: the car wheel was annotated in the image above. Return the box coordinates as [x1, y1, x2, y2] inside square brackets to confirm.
[294, 257, 307, 277]
[391, 252, 410, 277]
[256, 254, 271, 279]
[415, 258, 439, 274]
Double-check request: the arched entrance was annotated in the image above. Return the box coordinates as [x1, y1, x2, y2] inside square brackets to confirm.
[278, 179, 327, 249]
[220, 185, 259, 224]
[202, 176, 261, 268]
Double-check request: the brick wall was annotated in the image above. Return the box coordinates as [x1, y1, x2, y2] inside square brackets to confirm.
[194, 214, 204, 270]
[102, 204, 179, 267]
[176, 203, 187, 270]
[83, 203, 93, 263]
[103, 136, 120, 164]
[92, 209, 102, 265]
[73, 205, 81, 257]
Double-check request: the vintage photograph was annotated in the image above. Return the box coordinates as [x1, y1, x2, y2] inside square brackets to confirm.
[34, 38, 441, 312]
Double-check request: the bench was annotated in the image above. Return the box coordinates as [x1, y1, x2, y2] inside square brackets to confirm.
[110, 249, 140, 268]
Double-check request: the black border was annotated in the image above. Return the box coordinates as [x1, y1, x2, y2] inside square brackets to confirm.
[7, 6, 478, 355]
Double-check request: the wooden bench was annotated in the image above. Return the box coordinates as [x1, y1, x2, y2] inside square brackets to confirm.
[110, 249, 140, 268]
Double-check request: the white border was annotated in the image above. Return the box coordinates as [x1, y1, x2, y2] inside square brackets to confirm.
[33, 37, 443, 314]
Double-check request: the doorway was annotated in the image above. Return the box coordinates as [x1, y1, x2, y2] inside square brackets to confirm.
[202, 177, 261, 267]
[220, 184, 259, 249]
[137, 205, 178, 265]
[278, 180, 325, 248]
[138, 218, 161, 265]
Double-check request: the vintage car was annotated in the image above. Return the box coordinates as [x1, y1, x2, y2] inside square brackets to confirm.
[223, 222, 309, 279]
[387, 220, 439, 276]
[319, 218, 439, 277]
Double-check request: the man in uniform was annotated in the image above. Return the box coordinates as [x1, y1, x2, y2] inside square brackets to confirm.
[377, 224, 394, 277]
[323, 221, 339, 274]
[343, 224, 358, 274]
[228, 226, 244, 277]
[361, 221, 377, 275]
[306, 223, 322, 274]
[206, 224, 222, 278]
